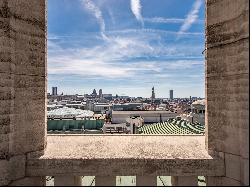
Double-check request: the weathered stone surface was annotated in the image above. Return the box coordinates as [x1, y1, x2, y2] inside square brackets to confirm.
[26, 135, 224, 177]
[239, 126, 249, 159]
[225, 153, 241, 181]
[207, 39, 249, 77]
[136, 176, 157, 186]
[54, 176, 82, 186]
[207, 0, 249, 26]
[0, 155, 26, 185]
[171, 176, 197, 186]
[206, 0, 249, 47]
[206, 176, 241, 186]
[95, 176, 116, 186]
[240, 158, 249, 186]
[0, 160, 9, 186]
[0, 0, 46, 185]
[9, 177, 46, 186]
[8, 155, 26, 181]
[206, 0, 249, 186]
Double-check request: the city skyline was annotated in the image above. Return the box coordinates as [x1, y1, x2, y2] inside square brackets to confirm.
[48, 86, 203, 99]
[48, 0, 205, 98]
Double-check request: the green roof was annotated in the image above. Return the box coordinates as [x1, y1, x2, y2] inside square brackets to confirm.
[47, 119, 104, 131]
[138, 119, 204, 135]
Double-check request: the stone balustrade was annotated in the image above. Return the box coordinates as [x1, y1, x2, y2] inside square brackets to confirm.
[22, 135, 225, 186]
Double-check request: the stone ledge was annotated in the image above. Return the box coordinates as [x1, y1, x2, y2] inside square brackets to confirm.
[26, 135, 224, 176]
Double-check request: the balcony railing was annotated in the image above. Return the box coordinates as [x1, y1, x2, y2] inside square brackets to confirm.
[26, 135, 224, 186]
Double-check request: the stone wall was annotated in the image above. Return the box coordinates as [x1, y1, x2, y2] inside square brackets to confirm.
[0, 0, 46, 185]
[206, 0, 249, 185]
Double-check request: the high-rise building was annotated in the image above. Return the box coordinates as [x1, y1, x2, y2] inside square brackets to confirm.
[99, 89, 103, 98]
[92, 89, 97, 97]
[170, 90, 174, 100]
[52, 87, 57, 96]
[151, 87, 155, 102]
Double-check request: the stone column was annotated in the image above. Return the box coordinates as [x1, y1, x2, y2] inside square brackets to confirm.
[54, 176, 82, 186]
[0, 0, 47, 185]
[171, 176, 197, 186]
[95, 176, 116, 186]
[136, 176, 157, 186]
[206, 0, 249, 185]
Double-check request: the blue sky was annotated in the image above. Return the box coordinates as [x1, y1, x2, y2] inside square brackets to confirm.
[48, 0, 205, 98]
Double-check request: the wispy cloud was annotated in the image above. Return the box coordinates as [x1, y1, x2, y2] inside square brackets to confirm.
[81, 0, 108, 40]
[144, 17, 203, 24]
[177, 0, 203, 38]
[130, 0, 144, 27]
[48, 29, 204, 80]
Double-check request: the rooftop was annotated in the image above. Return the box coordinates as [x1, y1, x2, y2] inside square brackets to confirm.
[47, 107, 94, 118]
[112, 110, 175, 114]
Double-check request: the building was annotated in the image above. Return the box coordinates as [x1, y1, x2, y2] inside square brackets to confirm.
[111, 110, 178, 124]
[180, 99, 205, 125]
[99, 89, 103, 98]
[52, 87, 58, 96]
[170, 90, 174, 100]
[92, 89, 97, 98]
[47, 107, 94, 119]
[112, 103, 142, 111]
[151, 87, 155, 102]
[103, 94, 113, 101]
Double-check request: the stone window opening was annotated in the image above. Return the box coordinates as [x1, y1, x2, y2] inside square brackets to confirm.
[0, 0, 248, 186]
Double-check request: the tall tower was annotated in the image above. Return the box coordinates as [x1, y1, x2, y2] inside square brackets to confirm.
[170, 90, 174, 100]
[99, 89, 103, 98]
[92, 89, 97, 97]
[151, 87, 155, 102]
[52, 87, 58, 96]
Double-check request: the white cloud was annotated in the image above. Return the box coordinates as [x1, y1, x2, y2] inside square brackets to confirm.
[144, 17, 203, 24]
[130, 0, 144, 27]
[48, 28, 204, 80]
[81, 0, 108, 40]
[177, 0, 203, 38]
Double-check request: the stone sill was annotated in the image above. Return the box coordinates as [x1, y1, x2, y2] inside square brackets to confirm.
[26, 135, 224, 177]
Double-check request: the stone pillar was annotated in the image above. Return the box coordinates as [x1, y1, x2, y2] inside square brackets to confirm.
[206, 0, 249, 185]
[54, 176, 82, 186]
[136, 176, 157, 186]
[0, 0, 46, 185]
[95, 176, 116, 186]
[171, 176, 197, 186]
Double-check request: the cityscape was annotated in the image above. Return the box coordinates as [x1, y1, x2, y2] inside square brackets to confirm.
[47, 86, 205, 135]
[46, 0, 206, 185]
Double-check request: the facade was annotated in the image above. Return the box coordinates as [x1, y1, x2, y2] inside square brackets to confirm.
[112, 110, 178, 124]
[112, 103, 142, 111]
[180, 99, 205, 125]
[102, 94, 113, 101]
